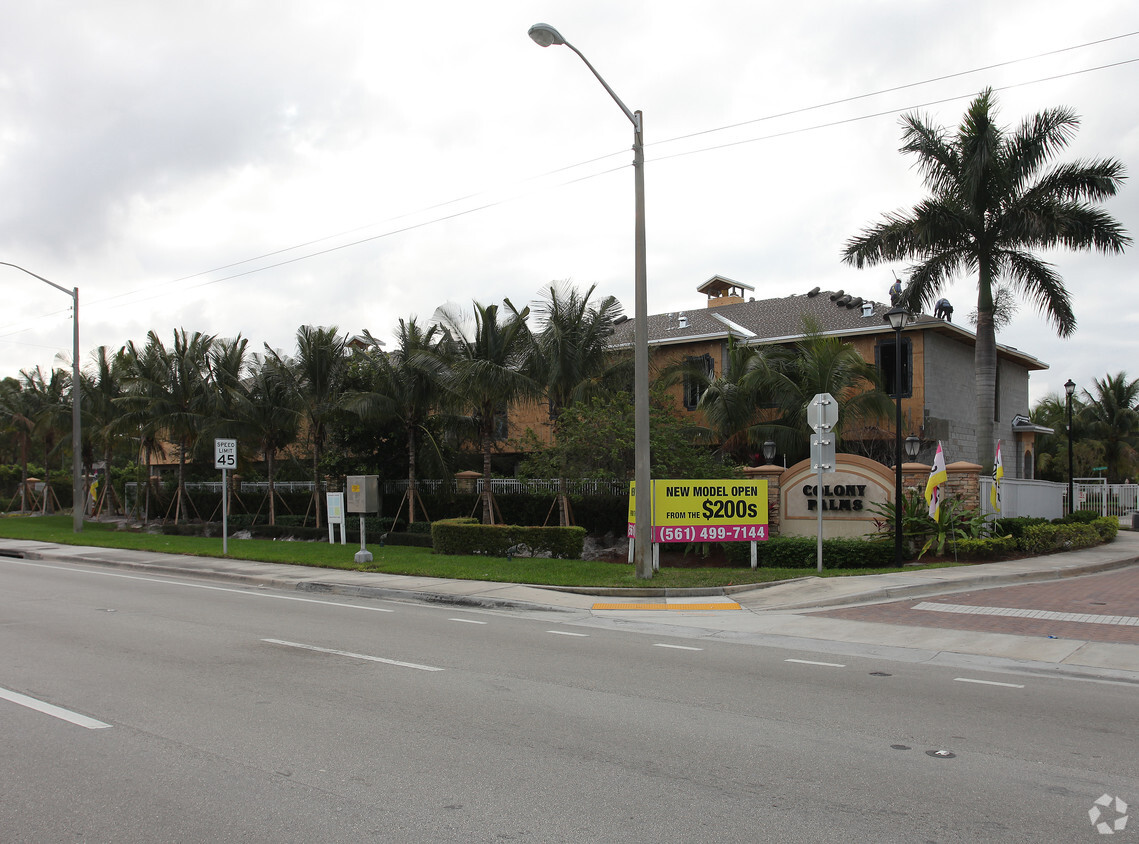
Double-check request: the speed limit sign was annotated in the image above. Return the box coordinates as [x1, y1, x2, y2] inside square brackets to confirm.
[214, 438, 237, 469]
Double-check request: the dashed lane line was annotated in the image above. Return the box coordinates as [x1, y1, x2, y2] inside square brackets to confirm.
[262, 639, 444, 672]
[954, 677, 1025, 689]
[0, 686, 112, 730]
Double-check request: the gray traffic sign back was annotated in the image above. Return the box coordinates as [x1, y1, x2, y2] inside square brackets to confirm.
[807, 392, 838, 431]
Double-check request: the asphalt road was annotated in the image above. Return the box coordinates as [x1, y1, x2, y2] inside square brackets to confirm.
[2, 556, 1136, 842]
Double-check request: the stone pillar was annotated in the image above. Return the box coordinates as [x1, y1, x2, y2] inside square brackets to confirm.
[744, 464, 785, 537]
[947, 461, 982, 511]
[899, 461, 982, 510]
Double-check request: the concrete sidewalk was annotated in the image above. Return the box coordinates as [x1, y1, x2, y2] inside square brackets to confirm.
[2, 530, 1138, 682]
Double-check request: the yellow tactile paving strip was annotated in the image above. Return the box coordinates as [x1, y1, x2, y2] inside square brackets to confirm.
[592, 602, 742, 611]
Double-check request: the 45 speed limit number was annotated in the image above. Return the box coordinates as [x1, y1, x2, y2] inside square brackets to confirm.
[651, 480, 769, 544]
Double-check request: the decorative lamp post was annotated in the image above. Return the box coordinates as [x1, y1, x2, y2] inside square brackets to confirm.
[1065, 378, 1076, 516]
[905, 436, 921, 462]
[762, 440, 776, 465]
[1, 262, 83, 533]
[885, 306, 909, 565]
[529, 23, 652, 578]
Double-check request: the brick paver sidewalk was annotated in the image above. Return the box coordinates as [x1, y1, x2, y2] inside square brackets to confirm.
[814, 565, 1139, 645]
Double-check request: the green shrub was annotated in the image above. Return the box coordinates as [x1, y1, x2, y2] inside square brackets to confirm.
[1056, 509, 1101, 525]
[1056, 523, 1100, 550]
[991, 516, 1048, 540]
[955, 535, 1018, 560]
[723, 536, 894, 569]
[1019, 524, 1058, 555]
[1092, 516, 1119, 542]
[431, 518, 586, 559]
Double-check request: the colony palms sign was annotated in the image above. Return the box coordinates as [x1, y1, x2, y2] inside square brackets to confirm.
[781, 455, 894, 538]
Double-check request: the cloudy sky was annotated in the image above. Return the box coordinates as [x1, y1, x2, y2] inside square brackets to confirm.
[1, 1, 1136, 407]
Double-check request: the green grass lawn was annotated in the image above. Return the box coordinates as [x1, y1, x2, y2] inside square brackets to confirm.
[0, 514, 959, 589]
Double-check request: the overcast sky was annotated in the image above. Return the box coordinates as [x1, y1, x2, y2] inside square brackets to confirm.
[1, 1, 1136, 408]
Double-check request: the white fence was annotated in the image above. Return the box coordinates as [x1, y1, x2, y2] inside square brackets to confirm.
[980, 477, 1064, 520]
[1064, 481, 1138, 519]
[979, 477, 1137, 520]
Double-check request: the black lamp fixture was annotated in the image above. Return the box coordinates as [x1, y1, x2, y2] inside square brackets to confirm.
[1065, 378, 1076, 515]
[885, 306, 909, 565]
[762, 440, 776, 464]
[904, 435, 921, 461]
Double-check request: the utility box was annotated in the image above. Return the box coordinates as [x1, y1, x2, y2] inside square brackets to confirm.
[345, 475, 380, 514]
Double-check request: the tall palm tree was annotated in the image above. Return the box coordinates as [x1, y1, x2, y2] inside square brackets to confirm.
[689, 338, 771, 463]
[119, 330, 215, 523]
[242, 353, 301, 526]
[22, 366, 71, 514]
[268, 325, 347, 529]
[843, 88, 1130, 469]
[118, 337, 168, 522]
[341, 319, 446, 525]
[0, 376, 36, 511]
[530, 283, 627, 524]
[1080, 372, 1139, 484]
[744, 321, 893, 459]
[432, 300, 536, 525]
[82, 345, 129, 516]
[208, 336, 251, 441]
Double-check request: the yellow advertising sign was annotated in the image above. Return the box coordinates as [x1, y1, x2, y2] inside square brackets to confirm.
[627, 479, 769, 543]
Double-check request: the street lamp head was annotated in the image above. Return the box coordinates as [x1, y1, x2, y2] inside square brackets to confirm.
[1064, 378, 1076, 398]
[762, 440, 777, 463]
[528, 23, 566, 47]
[884, 306, 908, 332]
[904, 435, 921, 460]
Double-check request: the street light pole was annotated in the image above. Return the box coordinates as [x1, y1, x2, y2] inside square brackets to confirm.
[885, 306, 908, 566]
[1, 262, 83, 533]
[529, 23, 653, 579]
[1065, 378, 1076, 516]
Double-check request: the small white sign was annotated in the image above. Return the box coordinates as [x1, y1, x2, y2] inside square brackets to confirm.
[214, 438, 237, 469]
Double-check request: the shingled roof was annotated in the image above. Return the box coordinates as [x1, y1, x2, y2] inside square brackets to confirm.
[608, 286, 1047, 371]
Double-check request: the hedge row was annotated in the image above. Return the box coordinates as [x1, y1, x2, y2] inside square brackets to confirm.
[953, 516, 1117, 560]
[430, 518, 586, 559]
[723, 536, 895, 569]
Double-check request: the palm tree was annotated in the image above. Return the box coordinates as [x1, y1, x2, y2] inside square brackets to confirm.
[843, 88, 1130, 469]
[341, 319, 446, 525]
[82, 345, 129, 517]
[1080, 372, 1139, 484]
[22, 366, 71, 514]
[744, 321, 893, 459]
[530, 283, 627, 524]
[432, 300, 537, 525]
[242, 353, 301, 526]
[119, 330, 215, 523]
[118, 337, 168, 523]
[268, 326, 347, 529]
[689, 338, 770, 463]
[0, 376, 37, 511]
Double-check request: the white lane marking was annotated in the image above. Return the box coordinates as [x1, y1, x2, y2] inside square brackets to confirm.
[3, 559, 395, 612]
[914, 601, 1139, 627]
[546, 630, 588, 637]
[449, 618, 487, 625]
[785, 658, 846, 668]
[653, 643, 703, 651]
[261, 639, 443, 672]
[954, 677, 1025, 689]
[0, 686, 111, 730]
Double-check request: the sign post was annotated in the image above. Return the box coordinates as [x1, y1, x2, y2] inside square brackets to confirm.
[214, 438, 237, 555]
[807, 393, 837, 573]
